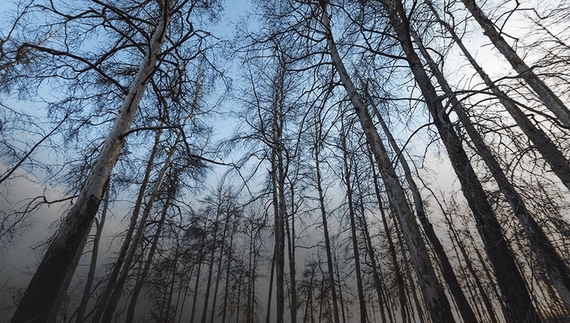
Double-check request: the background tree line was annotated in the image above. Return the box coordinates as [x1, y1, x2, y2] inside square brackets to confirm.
[1, 0, 570, 322]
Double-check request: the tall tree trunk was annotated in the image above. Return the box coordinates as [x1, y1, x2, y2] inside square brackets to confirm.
[190, 255, 204, 323]
[367, 86, 478, 323]
[313, 110, 340, 323]
[11, 7, 170, 322]
[125, 189, 173, 323]
[339, 119, 367, 323]
[265, 249, 275, 323]
[460, 0, 570, 128]
[176, 262, 195, 323]
[393, 217, 426, 323]
[377, 1, 540, 321]
[222, 222, 237, 323]
[418, 13, 570, 312]
[209, 211, 231, 323]
[285, 190, 298, 323]
[200, 206, 222, 323]
[313, 111, 341, 323]
[318, 3, 455, 322]
[367, 146, 409, 323]
[271, 51, 287, 323]
[433, 191, 500, 323]
[353, 159, 388, 323]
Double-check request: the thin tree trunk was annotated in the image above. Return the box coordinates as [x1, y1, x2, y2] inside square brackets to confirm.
[426, 183, 501, 323]
[285, 191, 297, 323]
[353, 165, 388, 323]
[449, 223, 499, 323]
[125, 190, 173, 323]
[333, 252, 347, 323]
[190, 255, 204, 323]
[393, 218, 425, 323]
[367, 146, 408, 323]
[11, 8, 170, 322]
[271, 51, 287, 323]
[176, 263, 195, 323]
[208, 212, 230, 323]
[313, 111, 341, 323]
[200, 208, 222, 323]
[377, 1, 541, 321]
[221, 222, 237, 323]
[318, 3, 455, 322]
[460, 0, 570, 128]
[265, 247, 276, 323]
[339, 119, 367, 323]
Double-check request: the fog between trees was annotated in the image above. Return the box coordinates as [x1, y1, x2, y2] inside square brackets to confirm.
[2, 0, 570, 322]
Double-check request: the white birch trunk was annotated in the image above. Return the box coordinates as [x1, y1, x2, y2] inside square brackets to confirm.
[11, 5, 170, 323]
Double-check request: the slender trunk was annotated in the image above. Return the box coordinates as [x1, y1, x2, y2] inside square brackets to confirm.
[221, 223, 237, 323]
[125, 192, 172, 323]
[76, 188, 109, 323]
[271, 53, 287, 323]
[190, 256, 203, 323]
[339, 120, 367, 323]
[460, 0, 570, 128]
[209, 213, 230, 323]
[177, 263, 194, 323]
[426, 183, 502, 323]
[265, 248, 276, 323]
[318, 3, 455, 321]
[313, 112, 341, 323]
[393, 218, 425, 323]
[378, 1, 540, 321]
[367, 148, 408, 323]
[333, 252, 347, 323]
[304, 270, 314, 323]
[450, 225, 499, 323]
[11, 8, 170, 323]
[285, 191, 297, 323]
[200, 210, 222, 323]
[161, 233, 180, 318]
[101, 132, 182, 323]
[246, 230, 254, 323]
[235, 269, 243, 323]
[353, 167, 387, 323]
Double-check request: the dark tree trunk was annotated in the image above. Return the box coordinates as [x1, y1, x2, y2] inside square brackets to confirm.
[377, 1, 540, 321]
[339, 119, 367, 323]
[318, 3, 455, 322]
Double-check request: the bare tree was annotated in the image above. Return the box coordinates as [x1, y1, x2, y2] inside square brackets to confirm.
[11, 3, 173, 321]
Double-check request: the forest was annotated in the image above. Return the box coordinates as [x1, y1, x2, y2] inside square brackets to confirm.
[1, 0, 570, 322]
